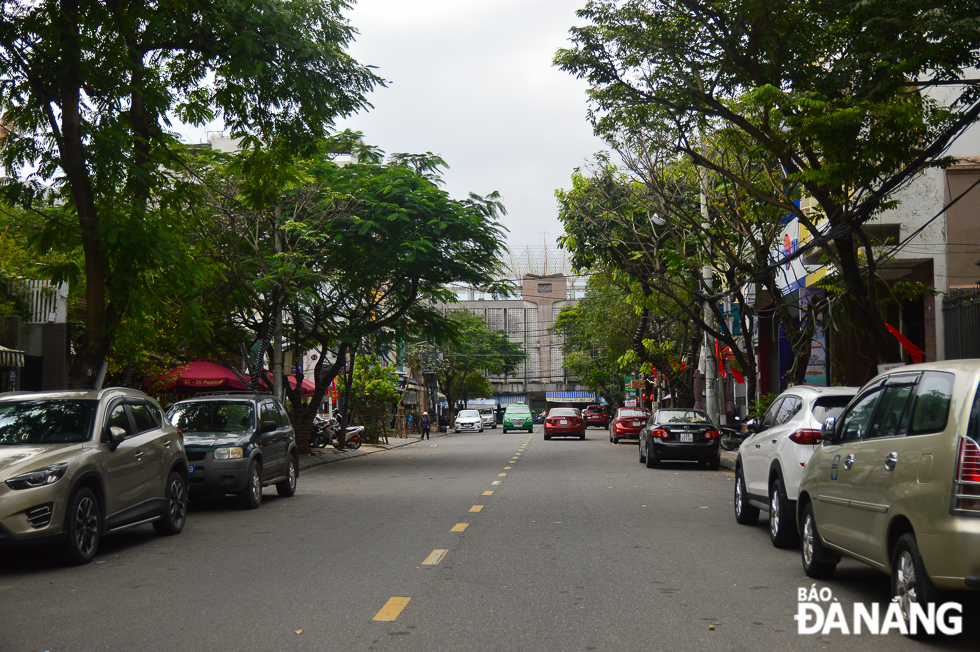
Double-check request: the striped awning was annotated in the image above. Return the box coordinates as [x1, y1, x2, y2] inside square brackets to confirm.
[546, 391, 596, 403]
[498, 395, 526, 405]
[0, 345, 25, 368]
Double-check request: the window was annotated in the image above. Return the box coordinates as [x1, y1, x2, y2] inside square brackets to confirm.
[760, 399, 784, 430]
[106, 403, 131, 438]
[908, 372, 954, 435]
[866, 385, 914, 440]
[260, 402, 281, 427]
[129, 402, 157, 434]
[774, 397, 803, 426]
[537, 283, 552, 294]
[839, 389, 882, 443]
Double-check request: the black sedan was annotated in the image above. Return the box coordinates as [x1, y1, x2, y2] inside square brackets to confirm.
[638, 409, 721, 470]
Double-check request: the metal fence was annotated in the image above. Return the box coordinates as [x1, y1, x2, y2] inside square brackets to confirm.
[943, 289, 980, 360]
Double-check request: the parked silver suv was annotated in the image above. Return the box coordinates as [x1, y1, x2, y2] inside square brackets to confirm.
[0, 389, 188, 565]
[797, 360, 980, 629]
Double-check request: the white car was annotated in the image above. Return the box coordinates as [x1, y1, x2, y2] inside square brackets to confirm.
[733, 385, 856, 547]
[454, 409, 484, 433]
[478, 407, 496, 430]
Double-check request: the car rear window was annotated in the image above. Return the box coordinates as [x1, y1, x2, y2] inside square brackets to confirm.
[549, 408, 578, 417]
[908, 371, 954, 435]
[811, 396, 853, 423]
[0, 400, 98, 444]
[619, 409, 649, 417]
[657, 410, 711, 424]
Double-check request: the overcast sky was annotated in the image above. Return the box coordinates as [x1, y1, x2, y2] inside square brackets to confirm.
[334, 0, 608, 252]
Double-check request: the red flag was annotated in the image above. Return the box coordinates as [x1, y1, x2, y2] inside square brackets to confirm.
[886, 324, 923, 364]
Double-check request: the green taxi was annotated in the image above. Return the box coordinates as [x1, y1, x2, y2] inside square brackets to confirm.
[503, 404, 533, 433]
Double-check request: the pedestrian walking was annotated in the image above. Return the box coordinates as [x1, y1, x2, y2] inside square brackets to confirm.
[421, 412, 430, 440]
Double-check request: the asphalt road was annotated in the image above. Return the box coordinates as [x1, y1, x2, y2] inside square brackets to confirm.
[1, 427, 977, 652]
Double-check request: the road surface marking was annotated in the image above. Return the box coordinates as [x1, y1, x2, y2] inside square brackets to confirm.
[504, 466, 512, 469]
[483, 491, 494, 495]
[373, 597, 411, 621]
[451, 523, 468, 532]
[498, 473, 507, 477]
[492, 481, 501, 485]
[469, 505, 483, 512]
[422, 550, 448, 565]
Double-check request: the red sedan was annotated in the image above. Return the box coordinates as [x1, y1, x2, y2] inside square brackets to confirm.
[544, 408, 586, 440]
[609, 408, 651, 444]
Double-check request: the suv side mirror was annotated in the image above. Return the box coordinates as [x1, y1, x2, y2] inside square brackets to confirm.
[821, 416, 837, 443]
[260, 420, 278, 434]
[107, 426, 127, 449]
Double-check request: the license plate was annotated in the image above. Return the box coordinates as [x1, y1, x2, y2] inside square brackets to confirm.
[188, 465, 196, 474]
[560, 419, 568, 425]
[680, 433, 693, 443]
[632, 421, 642, 427]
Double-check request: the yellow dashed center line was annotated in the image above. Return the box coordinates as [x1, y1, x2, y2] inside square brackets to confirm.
[422, 549, 448, 565]
[504, 466, 512, 469]
[492, 480, 501, 485]
[373, 597, 411, 621]
[498, 473, 507, 477]
[469, 505, 484, 512]
[483, 491, 494, 496]
[451, 523, 468, 532]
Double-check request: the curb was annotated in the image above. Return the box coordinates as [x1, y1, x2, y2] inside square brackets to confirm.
[298, 431, 451, 472]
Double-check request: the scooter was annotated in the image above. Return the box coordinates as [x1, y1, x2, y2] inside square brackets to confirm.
[333, 425, 363, 450]
[310, 415, 336, 448]
[719, 416, 748, 451]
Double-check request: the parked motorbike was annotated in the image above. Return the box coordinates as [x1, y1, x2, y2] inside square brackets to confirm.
[310, 415, 336, 448]
[333, 425, 363, 450]
[719, 416, 749, 451]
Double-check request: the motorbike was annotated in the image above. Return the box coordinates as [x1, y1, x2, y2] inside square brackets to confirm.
[719, 416, 749, 451]
[310, 415, 336, 448]
[333, 425, 363, 450]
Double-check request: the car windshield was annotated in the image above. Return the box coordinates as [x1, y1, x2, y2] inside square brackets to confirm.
[657, 410, 711, 424]
[0, 400, 98, 444]
[811, 396, 853, 423]
[458, 410, 480, 419]
[506, 408, 530, 415]
[168, 401, 255, 434]
[619, 409, 649, 417]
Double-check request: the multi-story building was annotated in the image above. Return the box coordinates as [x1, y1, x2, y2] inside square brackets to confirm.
[449, 272, 596, 413]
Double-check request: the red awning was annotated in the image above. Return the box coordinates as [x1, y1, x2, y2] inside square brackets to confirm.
[146, 360, 246, 394]
[255, 371, 315, 398]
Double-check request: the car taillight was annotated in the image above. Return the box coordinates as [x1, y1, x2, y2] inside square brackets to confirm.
[788, 429, 822, 445]
[177, 429, 183, 441]
[650, 429, 668, 438]
[954, 436, 980, 512]
[704, 429, 720, 440]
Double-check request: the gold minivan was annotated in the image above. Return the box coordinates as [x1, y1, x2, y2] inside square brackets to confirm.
[797, 360, 980, 626]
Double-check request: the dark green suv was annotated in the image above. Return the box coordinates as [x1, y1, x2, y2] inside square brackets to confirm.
[167, 393, 298, 509]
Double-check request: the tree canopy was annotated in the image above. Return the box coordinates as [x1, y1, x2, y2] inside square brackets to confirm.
[556, 0, 980, 364]
[0, 0, 381, 386]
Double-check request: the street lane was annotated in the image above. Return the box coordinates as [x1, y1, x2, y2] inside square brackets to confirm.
[0, 427, 976, 651]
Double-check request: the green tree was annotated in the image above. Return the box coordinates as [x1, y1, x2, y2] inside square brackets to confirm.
[173, 141, 512, 450]
[348, 356, 400, 445]
[556, 0, 980, 365]
[0, 0, 381, 386]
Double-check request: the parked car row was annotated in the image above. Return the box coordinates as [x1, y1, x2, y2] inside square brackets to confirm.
[732, 360, 980, 632]
[0, 388, 299, 566]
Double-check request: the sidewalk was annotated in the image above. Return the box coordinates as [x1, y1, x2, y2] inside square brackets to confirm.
[298, 430, 452, 472]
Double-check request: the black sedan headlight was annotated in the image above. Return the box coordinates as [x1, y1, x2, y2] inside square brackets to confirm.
[5, 463, 69, 490]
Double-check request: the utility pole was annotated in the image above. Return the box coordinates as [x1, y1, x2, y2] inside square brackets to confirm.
[700, 172, 719, 425]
